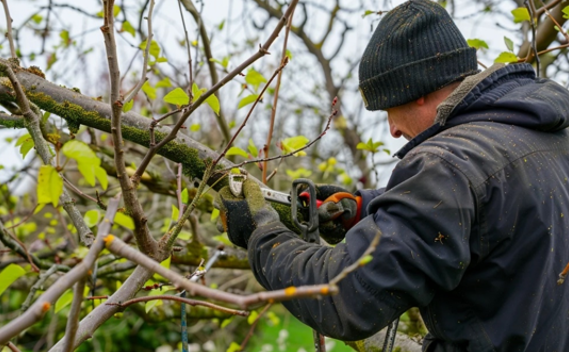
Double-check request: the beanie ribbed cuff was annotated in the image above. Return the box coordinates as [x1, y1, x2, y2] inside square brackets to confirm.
[359, 47, 478, 111]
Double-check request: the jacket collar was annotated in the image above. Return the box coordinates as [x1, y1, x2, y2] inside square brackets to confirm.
[394, 63, 535, 159]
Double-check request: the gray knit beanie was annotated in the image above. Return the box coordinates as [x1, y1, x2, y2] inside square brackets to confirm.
[359, 0, 478, 111]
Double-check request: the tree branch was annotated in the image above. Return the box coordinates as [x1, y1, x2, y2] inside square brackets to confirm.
[0, 59, 94, 246]
[180, 0, 231, 142]
[0, 0, 16, 58]
[0, 196, 121, 346]
[131, 0, 300, 184]
[62, 278, 86, 352]
[101, 0, 158, 257]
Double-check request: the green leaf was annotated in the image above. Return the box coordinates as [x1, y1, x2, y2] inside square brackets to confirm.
[114, 212, 135, 230]
[55, 289, 73, 313]
[218, 20, 226, 31]
[178, 231, 192, 240]
[155, 256, 172, 281]
[171, 205, 179, 221]
[281, 136, 309, 157]
[286, 168, 312, 179]
[84, 209, 100, 228]
[60, 30, 70, 48]
[191, 83, 206, 101]
[122, 21, 135, 37]
[155, 77, 172, 88]
[504, 36, 514, 52]
[237, 94, 259, 109]
[37, 165, 63, 207]
[181, 188, 189, 203]
[113, 5, 120, 17]
[139, 39, 161, 59]
[226, 147, 249, 158]
[15, 134, 34, 158]
[247, 310, 259, 325]
[163, 88, 190, 106]
[47, 53, 57, 70]
[359, 255, 373, 266]
[494, 51, 518, 63]
[211, 208, 220, 221]
[362, 10, 375, 18]
[221, 316, 234, 329]
[190, 124, 201, 132]
[511, 7, 531, 23]
[55, 286, 89, 313]
[248, 139, 258, 158]
[0, 264, 26, 297]
[467, 38, 489, 50]
[142, 81, 157, 99]
[226, 342, 242, 352]
[285, 49, 293, 61]
[95, 166, 108, 190]
[206, 94, 220, 115]
[32, 14, 43, 24]
[245, 68, 267, 92]
[122, 99, 134, 112]
[563, 5, 569, 19]
[78, 163, 96, 186]
[62, 140, 99, 164]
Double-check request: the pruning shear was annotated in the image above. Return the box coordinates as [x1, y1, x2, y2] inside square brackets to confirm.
[229, 175, 326, 351]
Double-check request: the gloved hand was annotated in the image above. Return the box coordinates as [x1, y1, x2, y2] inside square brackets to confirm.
[308, 184, 362, 244]
[216, 178, 280, 249]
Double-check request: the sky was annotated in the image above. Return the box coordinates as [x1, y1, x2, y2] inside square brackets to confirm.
[0, 0, 543, 191]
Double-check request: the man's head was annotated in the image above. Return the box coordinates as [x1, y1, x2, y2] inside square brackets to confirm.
[359, 0, 478, 138]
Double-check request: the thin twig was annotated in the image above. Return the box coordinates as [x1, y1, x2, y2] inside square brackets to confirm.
[525, 0, 540, 75]
[240, 303, 273, 350]
[0, 0, 16, 58]
[180, 0, 229, 141]
[262, 5, 296, 184]
[21, 264, 66, 311]
[0, 221, 40, 272]
[100, 0, 157, 255]
[4, 204, 38, 229]
[62, 278, 86, 352]
[558, 261, 569, 285]
[6, 342, 21, 352]
[329, 229, 381, 286]
[0, 196, 121, 345]
[538, 0, 569, 42]
[223, 106, 338, 171]
[104, 234, 338, 309]
[132, 0, 300, 184]
[214, 60, 289, 165]
[177, 0, 193, 87]
[123, 0, 155, 103]
[107, 295, 249, 316]
[0, 59, 95, 246]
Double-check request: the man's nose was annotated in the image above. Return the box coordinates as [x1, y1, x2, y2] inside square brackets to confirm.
[390, 123, 402, 138]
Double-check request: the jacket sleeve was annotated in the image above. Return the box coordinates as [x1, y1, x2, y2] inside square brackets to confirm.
[356, 188, 386, 217]
[247, 151, 475, 341]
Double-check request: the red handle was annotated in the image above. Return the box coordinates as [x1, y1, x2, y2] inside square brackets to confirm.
[299, 192, 323, 208]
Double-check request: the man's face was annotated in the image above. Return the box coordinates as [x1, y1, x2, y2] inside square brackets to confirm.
[385, 103, 435, 141]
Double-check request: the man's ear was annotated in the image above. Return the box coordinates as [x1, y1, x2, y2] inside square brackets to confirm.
[415, 97, 425, 106]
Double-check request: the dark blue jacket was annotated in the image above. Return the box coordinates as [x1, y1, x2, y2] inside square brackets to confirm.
[248, 64, 569, 351]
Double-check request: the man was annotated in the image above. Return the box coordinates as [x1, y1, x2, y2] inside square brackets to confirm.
[217, 0, 569, 350]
